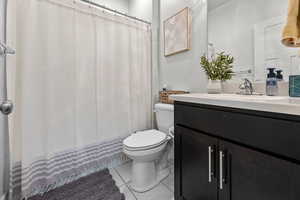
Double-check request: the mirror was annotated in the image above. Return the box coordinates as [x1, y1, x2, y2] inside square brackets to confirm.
[208, 0, 298, 82]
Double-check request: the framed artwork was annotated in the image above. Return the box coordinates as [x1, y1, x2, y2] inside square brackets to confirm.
[164, 7, 191, 57]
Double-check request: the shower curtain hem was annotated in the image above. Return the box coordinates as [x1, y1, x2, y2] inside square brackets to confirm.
[10, 138, 129, 200]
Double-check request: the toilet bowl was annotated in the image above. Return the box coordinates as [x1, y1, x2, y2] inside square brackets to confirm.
[123, 103, 174, 192]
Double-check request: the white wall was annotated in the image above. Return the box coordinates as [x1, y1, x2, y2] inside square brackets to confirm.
[208, 0, 288, 75]
[129, 0, 152, 22]
[92, 0, 129, 13]
[159, 0, 208, 92]
[208, 0, 227, 11]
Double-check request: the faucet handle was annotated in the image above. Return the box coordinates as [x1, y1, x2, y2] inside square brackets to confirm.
[239, 79, 247, 89]
[238, 78, 254, 95]
[243, 78, 251, 83]
[239, 83, 246, 89]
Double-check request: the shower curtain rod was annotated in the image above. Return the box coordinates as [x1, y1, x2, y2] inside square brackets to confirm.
[80, 0, 151, 25]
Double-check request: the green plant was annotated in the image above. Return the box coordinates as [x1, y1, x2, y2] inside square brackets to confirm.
[200, 52, 234, 81]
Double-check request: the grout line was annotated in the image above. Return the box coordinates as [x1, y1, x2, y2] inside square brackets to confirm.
[160, 181, 175, 197]
[114, 164, 131, 185]
[125, 183, 138, 200]
[111, 168, 126, 187]
[114, 164, 138, 200]
[114, 168, 128, 185]
[162, 182, 174, 193]
[162, 167, 175, 193]
[161, 175, 173, 193]
[114, 162, 175, 199]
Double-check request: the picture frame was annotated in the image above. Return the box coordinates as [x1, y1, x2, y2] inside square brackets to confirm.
[164, 7, 192, 57]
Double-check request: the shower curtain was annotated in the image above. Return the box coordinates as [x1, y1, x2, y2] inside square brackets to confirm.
[6, 0, 152, 199]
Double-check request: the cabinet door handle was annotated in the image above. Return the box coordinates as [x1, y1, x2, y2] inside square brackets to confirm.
[219, 151, 224, 190]
[208, 146, 214, 183]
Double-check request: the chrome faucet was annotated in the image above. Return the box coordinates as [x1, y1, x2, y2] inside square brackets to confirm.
[239, 78, 254, 95]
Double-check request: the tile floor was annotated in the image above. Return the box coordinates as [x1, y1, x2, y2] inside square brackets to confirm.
[109, 161, 174, 200]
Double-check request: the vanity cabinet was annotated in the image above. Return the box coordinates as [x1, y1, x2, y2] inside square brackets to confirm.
[174, 102, 300, 200]
[219, 141, 300, 200]
[177, 126, 218, 200]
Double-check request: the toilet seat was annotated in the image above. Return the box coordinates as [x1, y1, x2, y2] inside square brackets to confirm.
[123, 129, 167, 151]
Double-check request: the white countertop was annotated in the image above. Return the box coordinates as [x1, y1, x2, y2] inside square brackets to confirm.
[170, 93, 300, 116]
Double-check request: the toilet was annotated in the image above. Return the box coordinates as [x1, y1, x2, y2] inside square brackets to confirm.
[123, 103, 174, 192]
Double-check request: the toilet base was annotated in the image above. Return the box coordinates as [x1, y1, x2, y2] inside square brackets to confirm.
[129, 160, 170, 193]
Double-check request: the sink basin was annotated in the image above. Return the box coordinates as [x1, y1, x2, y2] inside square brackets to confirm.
[197, 94, 288, 102]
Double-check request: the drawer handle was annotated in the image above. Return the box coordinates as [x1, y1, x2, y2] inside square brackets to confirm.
[208, 146, 214, 183]
[219, 151, 224, 190]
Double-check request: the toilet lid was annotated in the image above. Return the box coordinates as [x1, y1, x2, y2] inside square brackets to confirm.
[123, 130, 167, 149]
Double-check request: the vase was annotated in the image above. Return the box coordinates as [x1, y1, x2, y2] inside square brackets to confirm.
[207, 80, 222, 94]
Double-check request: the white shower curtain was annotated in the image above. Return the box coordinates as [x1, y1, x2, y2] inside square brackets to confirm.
[7, 0, 152, 199]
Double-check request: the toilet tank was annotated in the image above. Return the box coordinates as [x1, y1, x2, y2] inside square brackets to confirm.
[155, 103, 174, 133]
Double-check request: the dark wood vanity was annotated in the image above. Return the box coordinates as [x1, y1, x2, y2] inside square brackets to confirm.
[174, 101, 300, 200]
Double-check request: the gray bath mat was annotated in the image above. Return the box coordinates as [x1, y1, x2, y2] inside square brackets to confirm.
[28, 169, 125, 200]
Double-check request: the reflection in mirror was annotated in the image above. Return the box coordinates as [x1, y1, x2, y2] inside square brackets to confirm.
[208, 0, 297, 82]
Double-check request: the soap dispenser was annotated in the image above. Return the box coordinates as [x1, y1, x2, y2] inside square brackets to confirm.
[266, 68, 278, 96]
[276, 70, 283, 81]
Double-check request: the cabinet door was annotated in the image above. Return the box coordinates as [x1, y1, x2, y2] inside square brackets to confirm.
[219, 141, 297, 200]
[175, 126, 218, 200]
